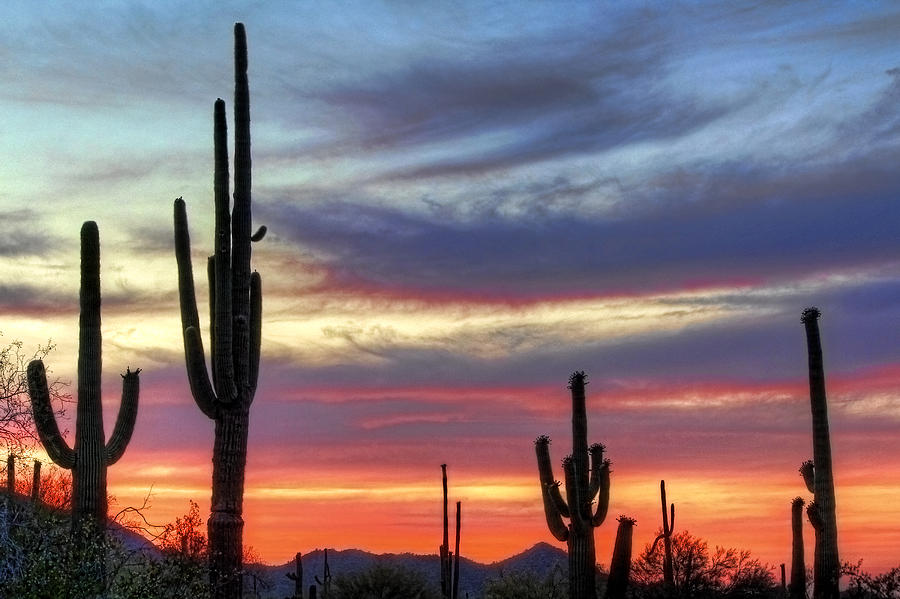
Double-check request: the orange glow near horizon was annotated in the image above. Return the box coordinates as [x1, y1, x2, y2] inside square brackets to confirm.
[104, 442, 900, 573]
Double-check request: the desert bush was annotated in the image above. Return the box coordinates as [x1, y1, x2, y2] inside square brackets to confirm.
[483, 568, 567, 599]
[330, 563, 439, 599]
[843, 561, 900, 599]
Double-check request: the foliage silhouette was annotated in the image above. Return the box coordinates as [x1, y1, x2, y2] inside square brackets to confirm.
[329, 563, 440, 599]
[631, 529, 777, 599]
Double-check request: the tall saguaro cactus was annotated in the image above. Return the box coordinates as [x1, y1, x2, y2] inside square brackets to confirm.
[790, 497, 806, 599]
[174, 23, 264, 599]
[650, 480, 675, 591]
[799, 308, 839, 599]
[27, 221, 140, 532]
[535, 371, 610, 599]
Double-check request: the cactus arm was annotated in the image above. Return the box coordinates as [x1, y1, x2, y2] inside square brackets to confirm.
[588, 443, 605, 499]
[800, 460, 815, 494]
[27, 360, 76, 469]
[542, 485, 569, 542]
[536, 436, 569, 518]
[185, 327, 218, 419]
[175, 198, 218, 418]
[174, 198, 202, 333]
[105, 368, 140, 465]
[534, 436, 569, 541]
[650, 533, 665, 554]
[563, 455, 586, 523]
[660, 480, 670, 533]
[591, 458, 610, 526]
[249, 271, 261, 396]
[807, 500, 823, 531]
[212, 98, 236, 401]
[669, 503, 675, 531]
[207, 256, 219, 394]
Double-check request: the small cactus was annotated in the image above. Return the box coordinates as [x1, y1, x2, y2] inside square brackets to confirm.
[440, 464, 462, 599]
[605, 516, 636, 599]
[649, 480, 676, 591]
[27, 221, 140, 533]
[535, 371, 610, 599]
[790, 497, 806, 599]
[286, 552, 303, 599]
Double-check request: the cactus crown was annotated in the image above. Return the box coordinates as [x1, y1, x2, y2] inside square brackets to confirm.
[617, 515, 637, 525]
[568, 370, 588, 389]
[792, 496, 805, 506]
[535, 435, 550, 446]
[801, 307, 821, 323]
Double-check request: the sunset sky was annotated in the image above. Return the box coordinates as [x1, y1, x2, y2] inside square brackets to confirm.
[2, 1, 900, 575]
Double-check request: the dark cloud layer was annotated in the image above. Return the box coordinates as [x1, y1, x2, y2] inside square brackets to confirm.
[262, 156, 900, 301]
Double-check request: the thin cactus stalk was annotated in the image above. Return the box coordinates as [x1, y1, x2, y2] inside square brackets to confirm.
[605, 516, 635, 599]
[453, 500, 461, 599]
[314, 549, 332, 597]
[286, 552, 303, 599]
[781, 564, 787, 595]
[27, 221, 140, 533]
[800, 308, 839, 599]
[535, 371, 610, 599]
[6, 454, 13, 495]
[790, 497, 805, 599]
[31, 460, 41, 503]
[440, 464, 462, 599]
[650, 480, 676, 591]
[174, 23, 265, 599]
[309, 585, 317, 599]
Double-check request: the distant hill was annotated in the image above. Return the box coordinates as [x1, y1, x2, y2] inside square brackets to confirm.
[252, 542, 568, 599]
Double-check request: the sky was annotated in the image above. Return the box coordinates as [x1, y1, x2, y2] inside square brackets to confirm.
[2, 0, 900, 575]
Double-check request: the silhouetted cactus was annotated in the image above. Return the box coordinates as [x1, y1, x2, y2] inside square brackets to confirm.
[174, 23, 265, 599]
[315, 549, 332, 597]
[31, 460, 41, 503]
[650, 480, 675, 591]
[535, 371, 610, 599]
[27, 221, 140, 534]
[605, 516, 635, 599]
[440, 464, 462, 599]
[6, 453, 13, 495]
[790, 497, 806, 599]
[286, 552, 303, 599]
[799, 308, 839, 599]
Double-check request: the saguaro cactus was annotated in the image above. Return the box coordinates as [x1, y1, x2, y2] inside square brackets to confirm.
[315, 549, 332, 597]
[174, 23, 265, 599]
[650, 480, 676, 591]
[790, 497, 806, 599]
[799, 308, 839, 599]
[535, 371, 610, 599]
[27, 221, 140, 532]
[440, 464, 462, 599]
[605, 516, 635, 599]
[286, 552, 303, 599]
